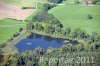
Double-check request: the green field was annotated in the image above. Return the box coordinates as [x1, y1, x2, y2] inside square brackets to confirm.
[49, 4, 100, 34]
[0, 19, 25, 44]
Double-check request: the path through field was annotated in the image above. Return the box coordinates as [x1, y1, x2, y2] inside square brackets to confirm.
[0, 24, 25, 27]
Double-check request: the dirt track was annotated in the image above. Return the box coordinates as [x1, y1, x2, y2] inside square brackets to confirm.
[0, 1, 36, 20]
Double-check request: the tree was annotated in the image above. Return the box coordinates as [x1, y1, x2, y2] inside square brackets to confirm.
[38, 23, 43, 31]
[75, 0, 80, 4]
[26, 61, 33, 66]
[60, 45, 67, 53]
[71, 28, 81, 38]
[26, 21, 33, 33]
[34, 23, 44, 31]
[87, 14, 93, 19]
[42, 23, 48, 32]
[34, 23, 38, 30]
[54, 27, 61, 35]
[43, 4, 56, 11]
[48, 0, 63, 4]
[45, 25, 55, 34]
[0, 50, 3, 62]
[19, 28, 23, 32]
[66, 27, 71, 35]
[50, 18, 63, 28]
[60, 29, 66, 36]
[32, 11, 55, 23]
[91, 0, 99, 4]
[13, 32, 20, 37]
[76, 44, 84, 52]
[32, 11, 48, 22]
[46, 47, 54, 54]
[34, 47, 45, 55]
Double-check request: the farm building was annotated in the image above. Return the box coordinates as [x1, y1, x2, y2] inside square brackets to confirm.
[83, 0, 92, 5]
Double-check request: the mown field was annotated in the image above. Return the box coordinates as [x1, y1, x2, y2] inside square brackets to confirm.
[0, 0, 33, 8]
[0, 0, 47, 8]
[0, 19, 25, 44]
[49, 3, 100, 34]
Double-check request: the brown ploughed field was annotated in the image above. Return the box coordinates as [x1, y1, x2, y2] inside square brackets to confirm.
[0, 1, 36, 20]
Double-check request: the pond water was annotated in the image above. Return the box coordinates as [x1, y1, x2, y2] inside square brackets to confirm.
[15, 33, 65, 52]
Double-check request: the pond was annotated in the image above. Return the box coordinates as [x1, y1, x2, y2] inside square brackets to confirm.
[15, 33, 65, 52]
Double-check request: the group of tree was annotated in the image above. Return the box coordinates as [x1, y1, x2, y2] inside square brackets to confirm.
[32, 9, 63, 35]
[47, 0, 64, 4]
[32, 11, 53, 22]
[42, 4, 56, 11]
[7, 28, 24, 42]
[32, 11, 62, 25]
[0, 24, 100, 66]
[74, 0, 80, 4]
[0, 42, 100, 66]
[32, 21, 100, 44]
[91, 0, 100, 4]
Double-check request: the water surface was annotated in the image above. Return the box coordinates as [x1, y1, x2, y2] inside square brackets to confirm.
[15, 33, 64, 52]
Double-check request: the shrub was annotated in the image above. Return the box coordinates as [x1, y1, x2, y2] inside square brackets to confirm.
[87, 14, 93, 19]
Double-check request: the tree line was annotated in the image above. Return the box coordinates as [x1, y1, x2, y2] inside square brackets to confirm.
[0, 42, 100, 66]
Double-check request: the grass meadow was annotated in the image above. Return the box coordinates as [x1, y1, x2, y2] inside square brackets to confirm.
[49, 4, 100, 34]
[0, 19, 25, 44]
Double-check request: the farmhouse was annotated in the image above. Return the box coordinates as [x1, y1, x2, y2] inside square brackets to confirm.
[83, 0, 92, 5]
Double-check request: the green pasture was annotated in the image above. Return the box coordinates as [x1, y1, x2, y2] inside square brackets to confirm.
[0, 19, 25, 44]
[49, 4, 100, 34]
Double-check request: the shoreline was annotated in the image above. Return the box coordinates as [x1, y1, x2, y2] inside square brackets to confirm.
[1, 29, 87, 55]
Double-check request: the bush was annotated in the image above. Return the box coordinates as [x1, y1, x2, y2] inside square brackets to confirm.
[75, 0, 80, 4]
[43, 4, 56, 11]
[87, 14, 93, 19]
[32, 11, 50, 22]
[47, 0, 63, 4]
[19, 28, 23, 32]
